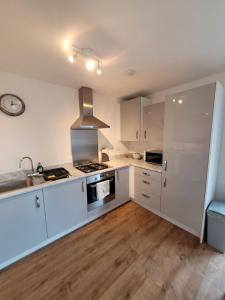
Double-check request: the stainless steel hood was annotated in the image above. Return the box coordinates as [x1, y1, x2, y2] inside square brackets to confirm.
[71, 87, 110, 129]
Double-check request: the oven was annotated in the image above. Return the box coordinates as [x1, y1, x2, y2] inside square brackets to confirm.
[86, 170, 115, 211]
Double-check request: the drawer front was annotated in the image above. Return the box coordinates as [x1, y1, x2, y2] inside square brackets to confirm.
[135, 174, 161, 196]
[135, 188, 160, 211]
[135, 167, 161, 182]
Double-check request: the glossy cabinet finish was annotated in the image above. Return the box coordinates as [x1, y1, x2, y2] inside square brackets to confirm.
[135, 189, 161, 212]
[120, 98, 141, 141]
[135, 175, 161, 196]
[135, 167, 161, 182]
[134, 167, 162, 212]
[161, 83, 221, 237]
[120, 97, 152, 141]
[142, 102, 165, 147]
[115, 167, 130, 205]
[43, 179, 87, 237]
[120, 97, 164, 144]
[0, 190, 47, 264]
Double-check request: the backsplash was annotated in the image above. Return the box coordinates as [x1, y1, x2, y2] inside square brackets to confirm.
[123, 141, 163, 155]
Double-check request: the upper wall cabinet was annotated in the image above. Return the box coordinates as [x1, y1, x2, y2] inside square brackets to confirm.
[142, 102, 165, 147]
[120, 97, 142, 141]
[120, 97, 164, 145]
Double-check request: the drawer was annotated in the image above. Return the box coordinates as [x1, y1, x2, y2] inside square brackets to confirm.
[135, 188, 160, 212]
[135, 167, 161, 182]
[135, 174, 161, 196]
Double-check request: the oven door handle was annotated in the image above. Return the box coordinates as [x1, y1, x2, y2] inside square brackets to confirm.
[90, 178, 114, 189]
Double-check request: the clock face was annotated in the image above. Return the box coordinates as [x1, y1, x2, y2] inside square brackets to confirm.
[0, 94, 25, 116]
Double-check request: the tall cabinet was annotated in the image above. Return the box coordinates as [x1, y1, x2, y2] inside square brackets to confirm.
[161, 82, 225, 241]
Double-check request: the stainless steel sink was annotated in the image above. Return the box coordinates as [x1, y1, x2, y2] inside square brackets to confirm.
[0, 174, 45, 194]
[0, 178, 34, 193]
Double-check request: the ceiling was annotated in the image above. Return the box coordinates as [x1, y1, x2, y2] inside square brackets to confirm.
[1, 0, 225, 98]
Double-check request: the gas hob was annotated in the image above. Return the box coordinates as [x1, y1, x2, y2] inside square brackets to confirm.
[75, 163, 109, 174]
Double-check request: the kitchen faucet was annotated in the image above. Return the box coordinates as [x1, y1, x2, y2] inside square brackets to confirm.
[19, 156, 35, 175]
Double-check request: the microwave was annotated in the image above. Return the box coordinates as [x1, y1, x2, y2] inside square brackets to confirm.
[145, 151, 163, 165]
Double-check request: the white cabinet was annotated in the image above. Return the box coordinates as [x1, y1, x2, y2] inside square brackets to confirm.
[0, 190, 47, 264]
[161, 83, 225, 239]
[120, 97, 164, 144]
[134, 167, 162, 212]
[115, 167, 130, 205]
[142, 102, 165, 148]
[120, 97, 150, 141]
[120, 98, 141, 141]
[43, 179, 87, 237]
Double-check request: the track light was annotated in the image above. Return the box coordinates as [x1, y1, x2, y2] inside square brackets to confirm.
[68, 46, 102, 75]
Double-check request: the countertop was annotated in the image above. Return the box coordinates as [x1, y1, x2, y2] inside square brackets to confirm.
[0, 158, 162, 200]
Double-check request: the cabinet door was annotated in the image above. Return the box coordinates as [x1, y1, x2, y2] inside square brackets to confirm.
[0, 190, 47, 264]
[115, 167, 130, 205]
[142, 102, 165, 146]
[161, 84, 215, 235]
[43, 179, 87, 237]
[120, 98, 141, 141]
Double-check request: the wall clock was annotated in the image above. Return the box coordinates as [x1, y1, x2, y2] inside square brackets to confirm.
[0, 94, 26, 116]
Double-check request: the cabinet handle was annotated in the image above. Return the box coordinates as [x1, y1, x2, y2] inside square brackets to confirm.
[143, 180, 150, 185]
[142, 193, 150, 199]
[163, 178, 167, 188]
[81, 181, 84, 192]
[143, 172, 150, 176]
[163, 160, 168, 171]
[136, 131, 139, 140]
[35, 195, 40, 208]
[144, 130, 147, 139]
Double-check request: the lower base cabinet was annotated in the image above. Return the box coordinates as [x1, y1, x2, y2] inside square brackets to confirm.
[115, 167, 130, 205]
[43, 179, 87, 238]
[135, 189, 161, 212]
[0, 190, 47, 265]
[134, 167, 162, 212]
[0, 168, 130, 269]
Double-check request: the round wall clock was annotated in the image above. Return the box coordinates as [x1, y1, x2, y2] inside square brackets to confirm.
[0, 94, 26, 116]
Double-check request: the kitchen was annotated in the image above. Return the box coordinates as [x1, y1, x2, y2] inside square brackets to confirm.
[1, 1, 225, 299]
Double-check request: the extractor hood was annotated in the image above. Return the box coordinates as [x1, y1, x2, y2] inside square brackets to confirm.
[71, 87, 110, 129]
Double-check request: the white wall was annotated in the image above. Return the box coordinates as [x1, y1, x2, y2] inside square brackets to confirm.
[0, 72, 127, 174]
[94, 93, 127, 157]
[151, 71, 225, 201]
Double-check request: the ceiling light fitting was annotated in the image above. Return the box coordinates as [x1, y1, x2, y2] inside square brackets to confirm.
[68, 46, 102, 75]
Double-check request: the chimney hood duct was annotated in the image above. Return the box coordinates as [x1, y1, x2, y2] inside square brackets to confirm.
[71, 87, 110, 129]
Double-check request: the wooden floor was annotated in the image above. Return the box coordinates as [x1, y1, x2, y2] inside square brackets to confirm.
[0, 202, 225, 300]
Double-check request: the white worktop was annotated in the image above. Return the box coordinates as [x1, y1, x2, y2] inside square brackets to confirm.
[0, 158, 162, 200]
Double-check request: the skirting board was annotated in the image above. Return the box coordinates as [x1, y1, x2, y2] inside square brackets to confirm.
[0, 199, 130, 270]
[131, 198, 200, 239]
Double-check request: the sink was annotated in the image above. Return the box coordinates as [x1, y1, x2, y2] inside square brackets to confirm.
[0, 178, 34, 193]
[0, 171, 45, 194]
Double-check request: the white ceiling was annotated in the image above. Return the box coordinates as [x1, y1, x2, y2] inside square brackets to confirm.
[1, 0, 225, 98]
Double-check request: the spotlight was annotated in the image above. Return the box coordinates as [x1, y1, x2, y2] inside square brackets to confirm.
[97, 61, 102, 75]
[86, 59, 96, 71]
[68, 55, 76, 64]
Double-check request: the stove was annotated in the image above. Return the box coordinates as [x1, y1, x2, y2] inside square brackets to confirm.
[75, 163, 109, 174]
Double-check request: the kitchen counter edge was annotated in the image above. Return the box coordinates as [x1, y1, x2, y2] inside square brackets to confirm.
[0, 159, 162, 200]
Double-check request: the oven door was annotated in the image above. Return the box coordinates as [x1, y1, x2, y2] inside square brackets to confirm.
[87, 176, 115, 211]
